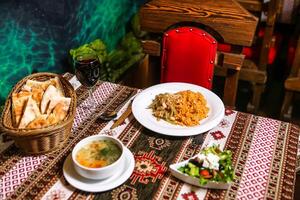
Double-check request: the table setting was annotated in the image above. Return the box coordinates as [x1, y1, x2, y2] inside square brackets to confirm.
[0, 71, 299, 200]
[1, 0, 300, 199]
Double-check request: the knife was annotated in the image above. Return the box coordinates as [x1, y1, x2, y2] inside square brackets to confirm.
[109, 99, 133, 129]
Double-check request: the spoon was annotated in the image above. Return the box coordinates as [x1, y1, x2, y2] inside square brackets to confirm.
[98, 90, 135, 121]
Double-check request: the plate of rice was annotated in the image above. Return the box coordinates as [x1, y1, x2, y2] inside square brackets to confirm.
[132, 82, 224, 136]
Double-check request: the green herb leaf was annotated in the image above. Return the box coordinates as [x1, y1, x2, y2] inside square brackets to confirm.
[100, 148, 109, 156]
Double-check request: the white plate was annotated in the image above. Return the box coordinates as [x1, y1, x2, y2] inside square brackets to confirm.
[63, 147, 135, 192]
[132, 82, 224, 136]
[170, 158, 231, 190]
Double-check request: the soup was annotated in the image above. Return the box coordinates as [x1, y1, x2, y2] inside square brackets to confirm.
[76, 140, 122, 168]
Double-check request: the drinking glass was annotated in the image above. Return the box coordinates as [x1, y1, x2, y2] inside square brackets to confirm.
[73, 51, 101, 110]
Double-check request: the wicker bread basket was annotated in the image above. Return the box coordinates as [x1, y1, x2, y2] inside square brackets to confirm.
[1, 72, 77, 154]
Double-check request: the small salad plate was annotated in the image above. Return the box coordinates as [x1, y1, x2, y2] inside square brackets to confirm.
[170, 161, 231, 190]
[63, 147, 135, 192]
[170, 145, 234, 190]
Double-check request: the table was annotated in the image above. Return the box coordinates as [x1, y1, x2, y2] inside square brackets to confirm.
[0, 73, 299, 200]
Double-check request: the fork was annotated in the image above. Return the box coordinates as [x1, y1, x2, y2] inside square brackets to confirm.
[98, 90, 135, 121]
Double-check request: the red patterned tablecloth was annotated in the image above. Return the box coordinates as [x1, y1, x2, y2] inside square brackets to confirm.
[0, 73, 299, 200]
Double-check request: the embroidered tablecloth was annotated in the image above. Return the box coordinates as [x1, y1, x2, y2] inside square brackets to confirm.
[0, 73, 299, 200]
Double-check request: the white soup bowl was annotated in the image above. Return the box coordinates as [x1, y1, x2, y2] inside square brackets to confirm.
[72, 135, 125, 180]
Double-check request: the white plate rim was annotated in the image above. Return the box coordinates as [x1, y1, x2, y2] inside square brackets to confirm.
[63, 147, 135, 192]
[132, 82, 225, 136]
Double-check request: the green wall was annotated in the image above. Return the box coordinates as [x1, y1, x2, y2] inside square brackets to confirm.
[0, 0, 145, 104]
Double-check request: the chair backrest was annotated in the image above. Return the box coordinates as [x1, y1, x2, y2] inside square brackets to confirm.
[160, 27, 217, 89]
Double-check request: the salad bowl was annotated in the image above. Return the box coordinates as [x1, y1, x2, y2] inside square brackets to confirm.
[170, 161, 231, 190]
[170, 145, 234, 190]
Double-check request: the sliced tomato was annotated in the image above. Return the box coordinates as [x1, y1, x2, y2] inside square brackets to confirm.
[200, 169, 212, 179]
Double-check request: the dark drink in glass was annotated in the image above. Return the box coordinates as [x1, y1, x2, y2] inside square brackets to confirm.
[73, 52, 101, 110]
[75, 59, 100, 87]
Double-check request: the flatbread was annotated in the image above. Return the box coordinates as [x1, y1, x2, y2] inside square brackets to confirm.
[44, 101, 70, 127]
[46, 96, 71, 115]
[40, 85, 61, 114]
[47, 113, 59, 125]
[49, 77, 64, 96]
[22, 80, 47, 107]
[22, 79, 50, 91]
[22, 77, 63, 95]
[11, 91, 31, 126]
[52, 101, 70, 121]
[18, 97, 41, 129]
[13, 76, 69, 129]
[31, 86, 44, 107]
[26, 114, 49, 129]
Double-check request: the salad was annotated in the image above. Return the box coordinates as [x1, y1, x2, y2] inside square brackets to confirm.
[178, 145, 234, 185]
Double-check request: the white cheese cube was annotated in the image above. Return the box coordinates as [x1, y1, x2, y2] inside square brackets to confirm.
[206, 153, 220, 170]
[197, 154, 206, 161]
[202, 159, 210, 168]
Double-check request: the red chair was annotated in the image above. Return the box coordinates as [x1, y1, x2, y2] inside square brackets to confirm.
[160, 27, 217, 90]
